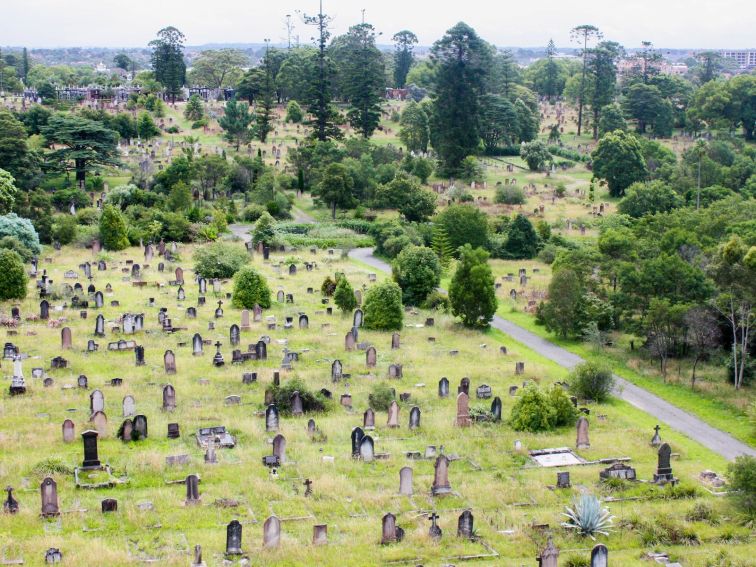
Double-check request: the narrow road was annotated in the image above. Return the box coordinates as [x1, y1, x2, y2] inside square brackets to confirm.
[349, 247, 755, 461]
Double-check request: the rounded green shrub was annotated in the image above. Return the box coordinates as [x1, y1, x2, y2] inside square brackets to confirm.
[334, 276, 358, 313]
[232, 266, 271, 309]
[392, 246, 441, 306]
[0, 249, 28, 301]
[193, 242, 249, 279]
[363, 281, 403, 331]
[568, 362, 615, 402]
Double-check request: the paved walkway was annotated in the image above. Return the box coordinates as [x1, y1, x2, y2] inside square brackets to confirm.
[349, 248, 755, 460]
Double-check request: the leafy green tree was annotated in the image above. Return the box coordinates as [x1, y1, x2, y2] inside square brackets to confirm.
[0, 169, 18, 214]
[219, 98, 254, 150]
[399, 101, 430, 153]
[392, 246, 441, 305]
[480, 94, 519, 152]
[449, 244, 497, 328]
[437, 204, 489, 254]
[429, 22, 491, 173]
[0, 213, 40, 254]
[393, 30, 418, 88]
[252, 212, 276, 247]
[568, 362, 615, 402]
[617, 181, 683, 218]
[505, 214, 538, 259]
[400, 186, 436, 222]
[591, 130, 648, 197]
[313, 162, 355, 219]
[285, 100, 304, 123]
[514, 98, 538, 142]
[184, 95, 204, 121]
[41, 115, 119, 186]
[99, 204, 130, 251]
[412, 157, 434, 184]
[193, 242, 249, 279]
[51, 215, 77, 245]
[188, 49, 246, 89]
[113, 53, 132, 71]
[622, 83, 668, 134]
[363, 280, 403, 331]
[571, 24, 603, 136]
[149, 26, 186, 102]
[539, 269, 585, 337]
[587, 41, 620, 139]
[728, 456, 756, 518]
[339, 23, 384, 138]
[137, 112, 160, 140]
[167, 181, 192, 211]
[520, 140, 551, 171]
[598, 103, 627, 137]
[334, 276, 358, 313]
[0, 110, 39, 189]
[0, 249, 27, 301]
[232, 266, 271, 309]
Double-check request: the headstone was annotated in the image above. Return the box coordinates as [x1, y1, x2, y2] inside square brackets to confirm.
[491, 397, 502, 422]
[331, 360, 343, 382]
[40, 300, 49, 319]
[366, 347, 377, 367]
[122, 395, 135, 417]
[265, 404, 279, 432]
[230, 324, 240, 346]
[345, 332, 356, 351]
[3, 486, 18, 514]
[457, 510, 474, 538]
[62, 419, 75, 443]
[353, 309, 363, 328]
[92, 410, 108, 437]
[381, 513, 398, 544]
[399, 466, 413, 496]
[431, 455, 452, 495]
[359, 435, 374, 462]
[225, 520, 243, 556]
[135, 346, 145, 366]
[387, 401, 400, 428]
[409, 406, 421, 429]
[81, 430, 100, 468]
[133, 415, 148, 439]
[90, 389, 104, 414]
[438, 377, 449, 398]
[192, 333, 203, 356]
[290, 391, 304, 416]
[241, 309, 250, 330]
[591, 544, 608, 567]
[540, 537, 559, 567]
[101, 498, 118, 513]
[351, 427, 365, 458]
[40, 477, 59, 516]
[557, 471, 571, 488]
[455, 392, 471, 427]
[272, 434, 287, 464]
[263, 516, 281, 548]
[185, 474, 200, 504]
[363, 408, 375, 429]
[167, 423, 180, 439]
[44, 548, 63, 564]
[312, 524, 328, 546]
[576, 416, 590, 449]
[391, 332, 400, 350]
[164, 350, 176, 374]
[653, 442, 676, 484]
[61, 327, 72, 349]
[650, 424, 662, 447]
[162, 384, 176, 411]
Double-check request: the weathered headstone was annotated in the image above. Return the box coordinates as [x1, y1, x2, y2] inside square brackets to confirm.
[164, 350, 176, 374]
[576, 416, 590, 449]
[40, 477, 59, 517]
[455, 392, 471, 427]
[431, 455, 452, 495]
[122, 395, 135, 417]
[399, 466, 413, 496]
[457, 510, 474, 538]
[409, 406, 421, 429]
[62, 419, 75, 443]
[263, 515, 281, 548]
[438, 377, 449, 398]
[359, 435, 374, 462]
[387, 401, 400, 428]
[366, 347, 377, 367]
[163, 384, 176, 411]
[225, 520, 243, 556]
[272, 434, 287, 464]
[265, 404, 279, 432]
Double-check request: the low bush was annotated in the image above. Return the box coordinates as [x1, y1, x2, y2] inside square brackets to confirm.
[193, 242, 249, 279]
[266, 378, 331, 415]
[368, 383, 395, 411]
[568, 362, 615, 402]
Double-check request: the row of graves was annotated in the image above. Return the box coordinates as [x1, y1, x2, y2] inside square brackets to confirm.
[0, 240, 736, 565]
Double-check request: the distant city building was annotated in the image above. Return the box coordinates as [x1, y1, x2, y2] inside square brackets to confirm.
[617, 58, 688, 77]
[720, 50, 756, 69]
[94, 62, 110, 74]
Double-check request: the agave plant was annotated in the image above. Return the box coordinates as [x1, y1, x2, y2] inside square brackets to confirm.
[561, 494, 614, 539]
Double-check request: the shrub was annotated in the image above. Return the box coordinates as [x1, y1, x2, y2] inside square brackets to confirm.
[76, 208, 100, 226]
[568, 362, 615, 402]
[266, 378, 331, 415]
[437, 204, 489, 253]
[52, 215, 78, 245]
[0, 249, 28, 300]
[99, 204, 130, 251]
[563, 556, 590, 567]
[495, 184, 526, 205]
[449, 244, 497, 328]
[639, 516, 700, 546]
[193, 242, 249, 279]
[334, 276, 358, 313]
[562, 494, 614, 537]
[242, 204, 267, 222]
[548, 385, 578, 426]
[686, 502, 718, 524]
[505, 214, 539, 259]
[392, 246, 441, 306]
[509, 386, 555, 432]
[321, 276, 337, 297]
[422, 290, 451, 313]
[232, 266, 271, 309]
[520, 140, 551, 171]
[369, 383, 396, 411]
[252, 212, 276, 247]
[363, 281, 403, 331]
[285, 100, 304, 123]
[0, 213, 41, 255]
[727, 455, 756, 518]
[0, 236, 34, 262]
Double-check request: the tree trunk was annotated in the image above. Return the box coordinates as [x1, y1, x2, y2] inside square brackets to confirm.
[691, 355, 700, 389]
[331, 202, 336, 220]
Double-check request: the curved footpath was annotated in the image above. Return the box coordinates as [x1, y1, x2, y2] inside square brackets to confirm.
[348, 247, 755, 461]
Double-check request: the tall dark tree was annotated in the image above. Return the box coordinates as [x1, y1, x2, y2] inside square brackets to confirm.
[393, 30, 418, 88]
[629, 41, 662, 85]
[695, 51, 724, 84]
[587, 41, 621, 139]
[543, 39, 560, 102]
[257, 44, 275, 143]
[570, 24, 602, 136]
[41, 115, 119, 186]
[149, 26, 186, 102]
[301, 2, 341, 141]
[489, 49, 520, 97]
[113, 53, 132, 71]
[480, 94, 519, 152]
[21, 48, 29, 83]
[218, 98, 254, 150]
[429, 22, 491, 174]
[341, 23, 385, 138]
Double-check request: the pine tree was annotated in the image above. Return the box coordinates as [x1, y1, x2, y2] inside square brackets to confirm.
[334, 276, 357, 313]
[393, 31, 418, 88]
[431, 224, 454, 268]
[341, 23, 385, 138]
[184, 95, 204, 121]
[544, 39, 559, 102]
[219, 98, 253, 150]
[137, 112, 160, 140]
[257, 48, 275, 143]
[449, 244, 497, 328]
[149, 26, 187, 102]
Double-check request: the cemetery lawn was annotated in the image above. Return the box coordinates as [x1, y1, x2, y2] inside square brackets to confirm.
[1, 242, 752, 566]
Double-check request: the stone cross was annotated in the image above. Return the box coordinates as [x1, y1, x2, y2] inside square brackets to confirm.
[428, 512, 442, 539]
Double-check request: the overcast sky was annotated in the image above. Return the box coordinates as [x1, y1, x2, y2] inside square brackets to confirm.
[2, 0, 754, 49]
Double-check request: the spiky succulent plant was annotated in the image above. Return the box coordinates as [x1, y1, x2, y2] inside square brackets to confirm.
[561, 494, 614, 539]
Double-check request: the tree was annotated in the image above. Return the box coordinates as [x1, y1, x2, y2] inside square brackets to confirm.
[334, 276, 358, 313]
[301, 4, 340, 142]
[429, 22, 492, 173]
[480, 94, 519, 152]
[113, 53, 132, 71]
[505, 214, 538, 259]
[0, 169, 18, 214]
[0, 110, 38, 188]
[628, 41, 662, 85]
[591, 130, 648, 197]
[695, 51, 724, 84]
[232, 266, 272, 309]
[570, 25, 602, 136]
[399, 101, 430, 153]
[684, 306, 721, 389]
[189, 49, 246, 89]
[520, 140, 551, 171]
[727, 456, 756, 519]
[540, 269, 585, 337]
[412, 157, 434, 184]
[167, 181, 192, 211]
[184, 95, 204, 121]
[393, 30, 418, 88]
[514, 98, 538, 142]
[313, 162, 355, 219]
[252, 212, 276, 247]
[363, 280, 403, 331]
[431, 224, 454, 268]
[400, 186, 436, 222]
[617, 181, 683, 218]
[0, 249, 27, 301]
[544, 39, 560, 101]
[597, 103, 627, 137]
[0, 213, 40, 254]
[340, 23, 385, 138]
[568, 362, 615, 402]
[437, 204, 489, 254]
[193, 242, 249, 279]
[645, 298, 688, 379]
[709, 236, 755, 390]
[285, 100, 304, 123]
[149, 26, 186, 102]
[41, 115, 119, 186]
[587, 41, 621, 139]
[99, 204, 130, 251]
[219, 98, 253, 150]
[622, 83, 667, 134]
[392, 246, 441, 306]
[509, 386, 559, 432]
[449, 244, 497, 328]
[137, 112, 160, 140]
[256, 47, 276, 143]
